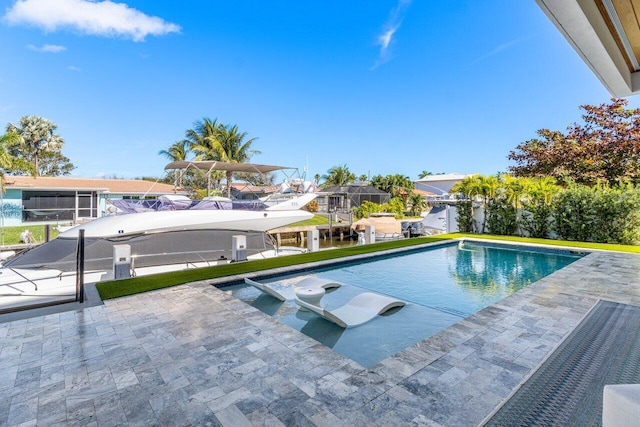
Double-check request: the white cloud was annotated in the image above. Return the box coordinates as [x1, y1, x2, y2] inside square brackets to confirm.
[372, 0, 412, 69]
[27, 43, 67, 53]
[67, 65, 81, 71]
[471, 38, 529, 65]
[4, 0, 180, 42]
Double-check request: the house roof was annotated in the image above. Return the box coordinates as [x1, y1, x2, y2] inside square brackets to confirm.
[537, 0, 640, 96]
[320, 185, 389, 195]
[4, 176, 185, 195]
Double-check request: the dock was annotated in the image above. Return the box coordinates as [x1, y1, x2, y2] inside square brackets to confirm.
[267, 224, 354, 245]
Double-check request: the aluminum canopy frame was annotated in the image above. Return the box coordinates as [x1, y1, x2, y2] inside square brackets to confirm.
[164, 161, 303, 197]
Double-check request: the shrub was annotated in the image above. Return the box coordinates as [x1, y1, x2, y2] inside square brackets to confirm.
[302, 200, 319, 213]
[487, 198, 517, 235]
[552, 185, 594, 241]
[456, 200, 474, 233]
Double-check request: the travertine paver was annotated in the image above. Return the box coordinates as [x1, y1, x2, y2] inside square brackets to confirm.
[1, 248, 639, 426]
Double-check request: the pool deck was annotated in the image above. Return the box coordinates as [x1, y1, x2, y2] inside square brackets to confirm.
[1, 243, 640, 426]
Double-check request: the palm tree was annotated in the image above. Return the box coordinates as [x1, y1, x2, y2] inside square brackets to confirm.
[322, 165, 355, 186]
[418, 170, 432, 179]
[159, 140, 190, 187]
[212, 124, 260, 197]
[451, 176, 483, 232]
[0, 131, 31, 190]
[503, 175, 526, 235]
[409, 193, 426, 216]
[6, 116, 64, 176]
[159, 140, 189, 162]
[475, 175, 499, 233]
[185, 117, 221, 160]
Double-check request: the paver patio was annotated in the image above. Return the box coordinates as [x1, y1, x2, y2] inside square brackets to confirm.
[1, 248, 639, 426]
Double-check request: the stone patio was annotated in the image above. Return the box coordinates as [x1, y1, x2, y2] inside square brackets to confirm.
[1, 246, 639, 426]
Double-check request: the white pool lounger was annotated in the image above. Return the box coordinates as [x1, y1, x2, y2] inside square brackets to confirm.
[244, 276, 342, 301]
[244, 278, 293, 301]
[295, 292, 406, 328]
[294, 276, 342, 290]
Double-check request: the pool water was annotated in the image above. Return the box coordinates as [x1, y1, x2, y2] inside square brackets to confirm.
[224, 241, 584, 368]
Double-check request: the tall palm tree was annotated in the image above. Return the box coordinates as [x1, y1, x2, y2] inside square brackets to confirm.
[6, 116, 63, 176]
[185, 118, 221, 160]
[212, 124, 260, 197]
[322, 165, 355, 186]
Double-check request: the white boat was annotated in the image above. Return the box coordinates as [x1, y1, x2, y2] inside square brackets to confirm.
[0, 170, 316, 314]
[58, 208, 313, 239]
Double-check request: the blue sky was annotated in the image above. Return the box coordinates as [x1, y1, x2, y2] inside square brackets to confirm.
[0, 0, 634, 181]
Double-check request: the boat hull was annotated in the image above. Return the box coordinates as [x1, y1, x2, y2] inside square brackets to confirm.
[59, 209, 313, 238]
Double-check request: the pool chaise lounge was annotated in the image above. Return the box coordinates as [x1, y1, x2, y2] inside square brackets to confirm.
[243, 276, 342, 301]
[294, 292, 406, 328]
[244, 278, 292, 301]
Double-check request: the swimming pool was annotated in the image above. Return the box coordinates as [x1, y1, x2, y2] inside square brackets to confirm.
[223, 241, 585, 368]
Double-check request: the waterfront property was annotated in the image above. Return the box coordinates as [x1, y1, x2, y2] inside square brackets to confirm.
[1, 237, 639, 425]
[1, 176, 185, 226]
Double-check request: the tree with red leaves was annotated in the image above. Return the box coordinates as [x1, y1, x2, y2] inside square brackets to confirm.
[508, 98, 640, 186]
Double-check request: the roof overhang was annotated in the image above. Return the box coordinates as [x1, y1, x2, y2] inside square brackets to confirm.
[537, 0, 640, 96]
[164, 161, 291, 174]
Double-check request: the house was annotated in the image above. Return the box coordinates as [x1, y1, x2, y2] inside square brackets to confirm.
[1, 176, 186, 226]
[317, 184, 390, 212]
[414, 173, 475, 201]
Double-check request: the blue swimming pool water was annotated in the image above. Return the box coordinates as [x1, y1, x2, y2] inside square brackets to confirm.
[224, 241, 584, 368]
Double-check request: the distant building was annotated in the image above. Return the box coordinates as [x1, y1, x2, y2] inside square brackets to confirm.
[414, 173, 476, 201]
[1, 176, 186, 226]
[317, 184, 390, 212]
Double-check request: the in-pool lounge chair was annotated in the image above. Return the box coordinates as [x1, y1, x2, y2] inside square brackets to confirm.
[244, 278, 292, 301]
[244, 276, 342, 301]
[294, 292, 406, 328]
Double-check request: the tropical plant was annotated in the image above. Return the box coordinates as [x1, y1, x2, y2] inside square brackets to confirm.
[214, 124, 260, 197]
[352, 200, 381, 219]
[409, 193, 426, 216]
[370, 174, 414, 197]
[159, 140, 190, 187]
[6, 115, 73, 176]
[0, 131, 32, 189]
[159, 140, 190, 162]
[519, 177, 559, 238]
[184, 118, 259, 197]
[451, 176, 481, 232]
[322, 165, 355, 186]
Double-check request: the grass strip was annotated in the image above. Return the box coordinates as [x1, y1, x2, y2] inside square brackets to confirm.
[454, 233, 640, 253]
[95, 234, 454, 299]
[95, 232, 640, 300]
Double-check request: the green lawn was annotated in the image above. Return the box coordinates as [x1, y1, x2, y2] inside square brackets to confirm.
[289, 214, 330, 227]
[0, 224, 59, 245]
[92, 232, 640, 300]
